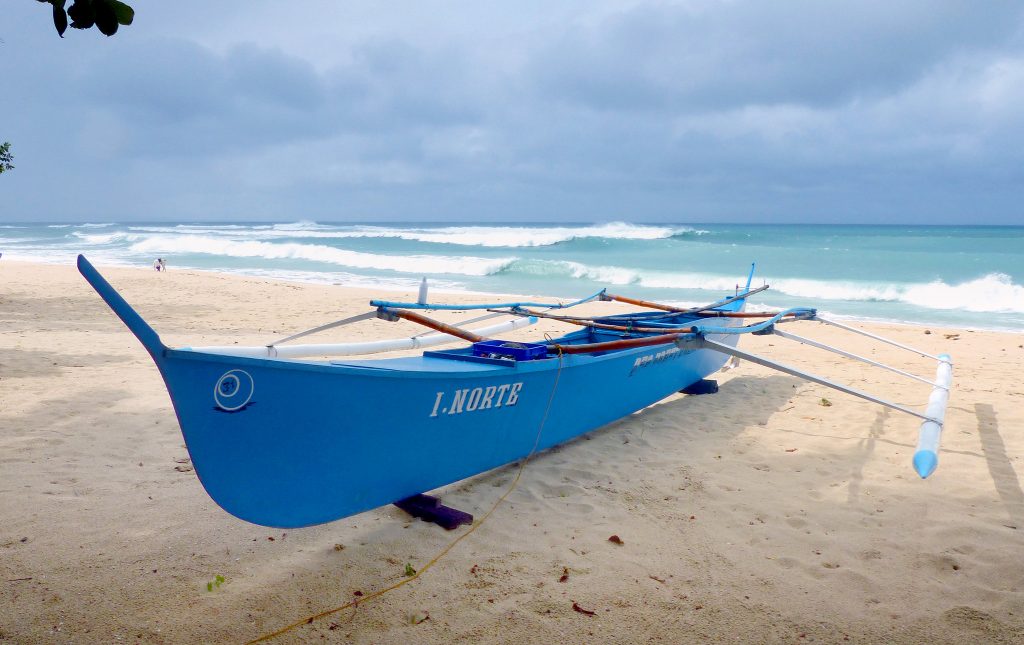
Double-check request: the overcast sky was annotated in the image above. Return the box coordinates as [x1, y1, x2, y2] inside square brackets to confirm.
[2, 1, 1023, 224]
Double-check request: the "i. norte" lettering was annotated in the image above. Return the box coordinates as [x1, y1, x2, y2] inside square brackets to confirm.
[429, 382, 523, 417]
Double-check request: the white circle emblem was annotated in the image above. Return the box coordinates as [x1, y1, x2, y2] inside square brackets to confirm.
[214, 369, 254, 411]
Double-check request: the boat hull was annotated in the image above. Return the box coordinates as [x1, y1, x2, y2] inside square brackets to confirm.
[158, 334, 737, 527]
[77, 253, 743, 527]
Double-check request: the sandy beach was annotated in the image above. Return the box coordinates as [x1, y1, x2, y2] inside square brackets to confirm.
[2, 258, 1023, 644]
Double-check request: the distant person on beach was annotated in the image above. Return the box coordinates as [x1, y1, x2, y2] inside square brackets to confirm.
[153, 258, 166, 272]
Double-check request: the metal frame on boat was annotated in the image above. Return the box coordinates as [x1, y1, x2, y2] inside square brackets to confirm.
[77, 255, 952, 528]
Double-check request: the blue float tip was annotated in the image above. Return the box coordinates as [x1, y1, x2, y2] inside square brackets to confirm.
[913, 450, 938, 479]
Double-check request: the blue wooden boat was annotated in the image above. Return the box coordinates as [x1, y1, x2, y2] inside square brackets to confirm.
[77, 255, 953, 528]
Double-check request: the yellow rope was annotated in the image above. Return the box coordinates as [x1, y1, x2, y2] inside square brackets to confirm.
[248, 350, 565, 643]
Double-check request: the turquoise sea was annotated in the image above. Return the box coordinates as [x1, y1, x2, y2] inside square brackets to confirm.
[2, 222, 1022, 331]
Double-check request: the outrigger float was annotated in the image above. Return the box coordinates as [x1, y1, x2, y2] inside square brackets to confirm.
[78, 255, 952, 529]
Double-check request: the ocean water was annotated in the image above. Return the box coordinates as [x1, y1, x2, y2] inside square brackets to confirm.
[1, 221, 1022, 331]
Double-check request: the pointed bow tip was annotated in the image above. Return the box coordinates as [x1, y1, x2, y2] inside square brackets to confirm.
[913, 450, 938, 479]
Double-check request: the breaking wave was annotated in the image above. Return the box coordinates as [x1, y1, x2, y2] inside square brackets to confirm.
[74, 231, 141, 244]
[127, 235, 515, 276]
[497, 260, 1024, 314]
[116, 221, 705, 248]
[771, 273, 1024, 314]
[498, 260, 746, 290]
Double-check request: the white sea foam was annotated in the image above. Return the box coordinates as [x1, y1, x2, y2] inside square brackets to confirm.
[271, 220, 328, 231]
[497, 259, 1024, 315]
[230, 268, 464, 292]
[901, 274, 1024, 313]
[74, 231, 143, 244]
[158, 221, 704, 247]
[501, 259, 747, 290]
[127, 235, 516, 276]
[772, 273, 1024, 313]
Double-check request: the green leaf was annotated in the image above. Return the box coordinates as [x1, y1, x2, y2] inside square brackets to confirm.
[206, 582, 213, 592]
[403, 563, 416, 577]
[94, 0, 118, 36]
[68, 1, 95, 31]
[107, 0, 134, 25]
[52, 3, 68, 38]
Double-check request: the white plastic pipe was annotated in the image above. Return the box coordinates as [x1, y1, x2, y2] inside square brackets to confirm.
[185, 316, 538, 359]
[913, 354, 953, 478]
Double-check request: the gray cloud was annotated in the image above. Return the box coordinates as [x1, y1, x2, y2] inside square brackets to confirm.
[1, 1, 1023, 223]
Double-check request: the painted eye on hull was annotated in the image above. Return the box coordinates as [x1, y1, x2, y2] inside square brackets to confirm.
[214, 369, 254, 411]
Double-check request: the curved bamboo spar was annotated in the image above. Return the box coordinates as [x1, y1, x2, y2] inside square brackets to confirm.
[383, 308, 485, 343]
[548, 333, 687, 355]
[508, 308, 801, 333]
[601, 284, 769, 313]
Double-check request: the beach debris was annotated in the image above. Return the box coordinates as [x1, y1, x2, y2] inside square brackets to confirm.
[649, 575, 666, 584]
[559, 567, 570, 583]
[924, 330, 931, 335]
[944, 333, 960, 340]
[206, 574, 225, 592]
[410, 611, 430, 625]
[173, 464, 193, 472]
[404, 563, 417, 577]
[572, 601, 596, 616]
[607, 534, 624, 545]
[470, 564, 478, 575]
[353, 590, 363, 596]
[819, 398, 832, 407]
[785, 448, 798, 453]
[333, 543, 345, 551]
[174, 457, 191, 464]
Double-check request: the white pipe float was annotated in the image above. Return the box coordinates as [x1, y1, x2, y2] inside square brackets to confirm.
[913, 354, 953, 478]
[186, 316, 538, 359]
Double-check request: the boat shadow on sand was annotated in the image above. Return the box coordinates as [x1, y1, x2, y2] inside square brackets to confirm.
[392, 373, 803, 520]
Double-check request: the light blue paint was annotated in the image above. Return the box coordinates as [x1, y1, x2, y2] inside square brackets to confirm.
[913, 450, 939, 479]
[78, 255, 748, 528]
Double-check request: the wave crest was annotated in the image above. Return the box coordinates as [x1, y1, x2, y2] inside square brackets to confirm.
[127, 235, 515, 276]
[770, 273, 1024, 313]
[117, 222, 701, 247]
[497, 260, 1024, 314]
